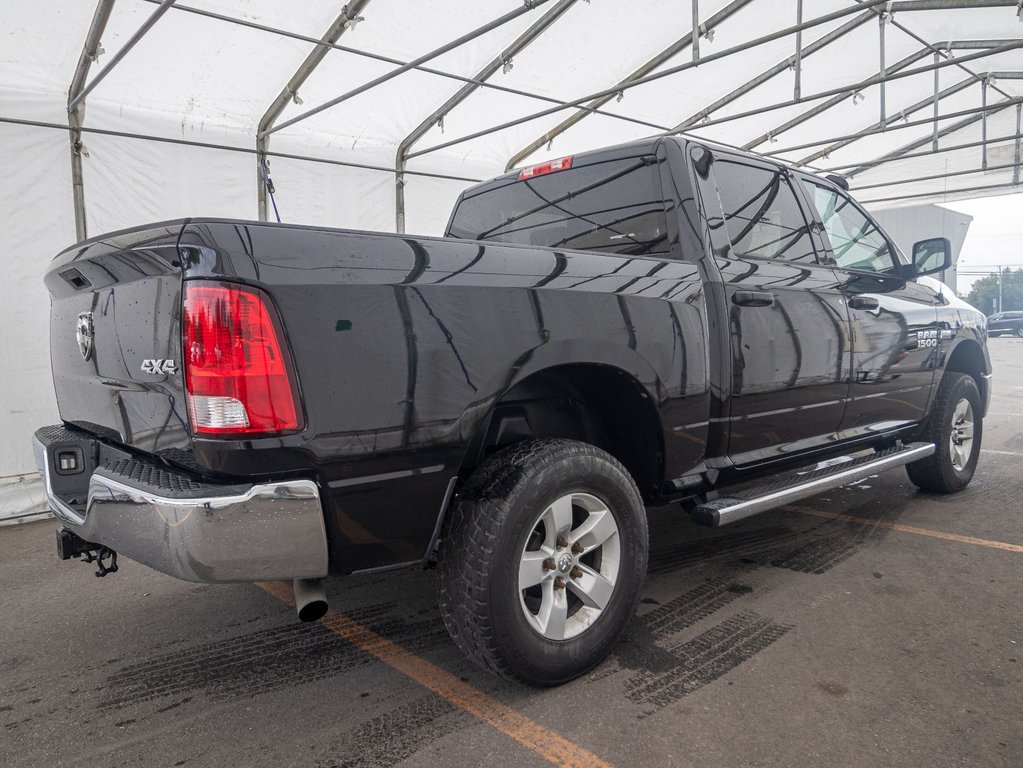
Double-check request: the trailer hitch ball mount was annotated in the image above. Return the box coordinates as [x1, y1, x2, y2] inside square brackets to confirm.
[56, 526, 118, 577]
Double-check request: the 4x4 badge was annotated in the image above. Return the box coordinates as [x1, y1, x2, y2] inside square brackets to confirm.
[141, 359, 177, 375]
[76, 312, 94, 361]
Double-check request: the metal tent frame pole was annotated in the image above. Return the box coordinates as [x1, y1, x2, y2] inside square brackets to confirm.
[793, 75, 984, 165]
[140, 0, 670, 137]
[681, 40, 1023, 135]
[671, 10, 876, 133]
[394, 0, 578, 233]
[67, 0, 176, 241]
[858, 181, 1021, 205]
[63, 0, 1023, 231]
[265, 1, 555, 138]
[1, 115, 483, 183]
[67, 0, 117, 242]
[1015, 104, 1022, 185]
[408, 1, 1022, 162]
[503, 0, 755, 172]
[793, 0, 803, 100]
[744, 47, 933, 150]
[809, 132, 1023, 173]
[763, 99, 1023, 162]
[845, 98, 1022, 176]
[744, 39, 1019, 151]
[255, 0, 371, 222]
[851, 161, 1022, 190]
[409, 0, 896, 160]
[68, 0, 177, 113]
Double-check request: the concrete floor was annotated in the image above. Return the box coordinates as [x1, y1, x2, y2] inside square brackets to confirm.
[3, 341, 1021, 768]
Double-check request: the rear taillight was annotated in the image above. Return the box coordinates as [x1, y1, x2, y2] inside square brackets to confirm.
[182, 281, 301, 437]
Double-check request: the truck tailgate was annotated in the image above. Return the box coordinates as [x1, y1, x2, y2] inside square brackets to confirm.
[44, 222, 189, 457]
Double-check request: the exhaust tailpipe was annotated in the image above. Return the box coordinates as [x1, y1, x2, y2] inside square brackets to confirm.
[293, 578, 328, 622]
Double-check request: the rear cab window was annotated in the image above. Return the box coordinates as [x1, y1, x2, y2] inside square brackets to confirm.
[446, 156, 669, 256]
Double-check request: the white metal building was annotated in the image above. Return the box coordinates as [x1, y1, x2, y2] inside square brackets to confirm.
[870, 204, 974, 291]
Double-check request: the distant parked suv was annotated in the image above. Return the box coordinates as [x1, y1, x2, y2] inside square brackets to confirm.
[987, 311, 1023, 337]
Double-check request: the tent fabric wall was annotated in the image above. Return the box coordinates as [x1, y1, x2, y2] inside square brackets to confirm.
[1, 0, 1022, 515]
[0, 122, 73, 477]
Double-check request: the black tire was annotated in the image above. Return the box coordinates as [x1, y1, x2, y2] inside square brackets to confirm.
[1015, 326, 1023, 339]
[438, 438, 648, 686]
[906, 372, 982, 493]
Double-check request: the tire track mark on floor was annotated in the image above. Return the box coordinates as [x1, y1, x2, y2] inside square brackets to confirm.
[647, 524, 799, 574]
[624, 611, 792, 715]
[589, 573, 759, 685]
[742, 521, 884, 575]
[101, 604, 449, 710]
[316, 695, 472, 768]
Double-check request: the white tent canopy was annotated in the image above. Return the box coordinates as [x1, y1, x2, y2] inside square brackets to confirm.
[1, 0, 1022, 490]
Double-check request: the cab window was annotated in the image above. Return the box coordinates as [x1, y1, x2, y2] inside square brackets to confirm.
[708, 160, 817, 264]
[447, 157, 669, 256]
[800, 180, 896, 274]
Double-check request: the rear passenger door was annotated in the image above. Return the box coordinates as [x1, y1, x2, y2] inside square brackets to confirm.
[796, 177, 940, 435]
[696, 150, 851, 466]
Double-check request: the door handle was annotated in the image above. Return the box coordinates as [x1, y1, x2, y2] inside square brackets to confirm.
[732, 290, 775, 308]
[848, 295, 880, 311]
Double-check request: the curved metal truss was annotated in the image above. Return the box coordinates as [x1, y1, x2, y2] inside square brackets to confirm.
[49, 0, 1023, 237]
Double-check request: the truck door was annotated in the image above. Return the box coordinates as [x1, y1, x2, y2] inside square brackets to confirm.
[795, 178, 940, 435]
[695, 150, 851, 466]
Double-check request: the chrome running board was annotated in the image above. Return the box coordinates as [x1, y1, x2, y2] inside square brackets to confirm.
[691, 442, 935, 527]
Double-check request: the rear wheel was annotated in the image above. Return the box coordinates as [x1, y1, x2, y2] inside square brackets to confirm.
[438, 439, 647, 685]
[1015, 326, 1023, 338]
[906, 372, 982, 493]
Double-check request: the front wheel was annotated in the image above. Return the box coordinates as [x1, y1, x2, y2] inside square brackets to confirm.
[438, 439, 648, 685]
[906, 372, 982, 493]
[1015, 327, 1023, 339]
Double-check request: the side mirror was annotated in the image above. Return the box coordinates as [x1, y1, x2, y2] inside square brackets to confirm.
[910, 237, 952, 277]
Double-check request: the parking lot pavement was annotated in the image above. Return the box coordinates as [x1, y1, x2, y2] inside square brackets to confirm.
[3, 340, 1021, 768]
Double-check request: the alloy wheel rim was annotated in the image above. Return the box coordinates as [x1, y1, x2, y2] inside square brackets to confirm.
[949, 397, 975, 472]
[517, 492, 621, 641]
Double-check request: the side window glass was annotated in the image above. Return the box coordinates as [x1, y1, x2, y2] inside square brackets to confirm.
[709, 160, 818, 263]
[800, 181, 895, 274]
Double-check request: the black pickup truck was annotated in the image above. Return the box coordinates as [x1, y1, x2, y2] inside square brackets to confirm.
[35, 136, 990, 685]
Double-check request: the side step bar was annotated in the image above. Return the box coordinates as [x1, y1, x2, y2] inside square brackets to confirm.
[692, 442, 935, 527]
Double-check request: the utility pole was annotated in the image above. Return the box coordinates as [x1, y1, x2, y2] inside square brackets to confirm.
[998, 266, 1004, 313]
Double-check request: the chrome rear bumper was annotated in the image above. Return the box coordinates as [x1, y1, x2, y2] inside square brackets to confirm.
[33, 427, 329, 583]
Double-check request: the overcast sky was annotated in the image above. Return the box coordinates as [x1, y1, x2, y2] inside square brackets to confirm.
[941, 192, 1023, 297]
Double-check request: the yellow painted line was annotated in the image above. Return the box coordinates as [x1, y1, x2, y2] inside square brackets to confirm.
[982, 449, 1023, 457]
[784, 506, 1023, 554]
[257, 581, 613, 768]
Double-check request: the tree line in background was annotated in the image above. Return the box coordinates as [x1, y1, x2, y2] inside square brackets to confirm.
[965, 268, 1023, 315]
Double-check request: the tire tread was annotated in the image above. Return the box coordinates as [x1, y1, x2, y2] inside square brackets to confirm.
[906, 372, 981, 493]
[437, 439, 644, 683]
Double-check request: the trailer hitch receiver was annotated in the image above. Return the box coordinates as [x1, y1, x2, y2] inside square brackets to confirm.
[56, 527, 118, 577]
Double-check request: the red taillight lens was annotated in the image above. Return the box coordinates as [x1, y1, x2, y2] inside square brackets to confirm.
[182, 282, 301, 436]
